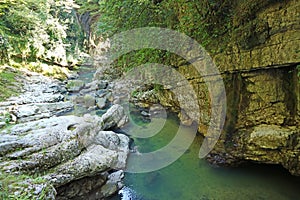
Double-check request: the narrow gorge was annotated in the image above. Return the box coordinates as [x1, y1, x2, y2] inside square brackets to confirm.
[0, 0, 299, 199]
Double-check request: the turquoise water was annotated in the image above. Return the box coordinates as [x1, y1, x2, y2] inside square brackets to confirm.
[73, 66, 300, 200]
[110, 112, 300, 200]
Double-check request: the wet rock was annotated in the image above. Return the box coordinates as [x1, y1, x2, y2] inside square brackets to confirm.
[118, 186, 139, 200]
[100, 170, 124, 197]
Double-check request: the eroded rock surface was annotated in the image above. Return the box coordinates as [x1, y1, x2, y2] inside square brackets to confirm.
[0, 70, 130, 199]
[92, 0, 300, 176]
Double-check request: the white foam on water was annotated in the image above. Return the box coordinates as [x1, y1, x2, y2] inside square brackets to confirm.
[119, 186, 140, 200]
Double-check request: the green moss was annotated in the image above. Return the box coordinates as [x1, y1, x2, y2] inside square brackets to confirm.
[66, 80, 83, 89]
[0, 69, 20, 102]
[0, 170, 51, 200]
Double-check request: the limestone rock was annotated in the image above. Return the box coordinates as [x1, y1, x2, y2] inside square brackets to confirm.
[0, 111, 130, 198]
[96, 97, 107, 109]
[100, 170, 125, 197]
[10, 102, 74, 123]
[101, 104, 129, 130]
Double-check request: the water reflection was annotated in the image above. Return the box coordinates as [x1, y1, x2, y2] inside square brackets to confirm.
[110, 112, 300, 200]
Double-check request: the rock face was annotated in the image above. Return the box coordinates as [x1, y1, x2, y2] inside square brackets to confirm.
[0, 70, 130, 199]
[207, 0, 300, 176]
[92, 0, 300, 175]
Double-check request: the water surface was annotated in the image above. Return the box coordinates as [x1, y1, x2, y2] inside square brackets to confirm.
[111, 112, 300, 200]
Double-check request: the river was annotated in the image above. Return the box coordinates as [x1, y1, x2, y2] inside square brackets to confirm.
[76, 65, 300, 200]
[109, 112, 300, 200]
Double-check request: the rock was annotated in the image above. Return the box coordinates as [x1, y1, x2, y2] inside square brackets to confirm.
[44, 83, 67, 94]
[80, 80, 99, 94]
[10, 179, 57, 200]
[10, 102, 74, 123]
[100, 170, 124, 197]
[83, 94, 96, 108]
[73, 95, 96, 108]
[0, 121, 6, 129]
[141, 110, 150, 117]
[94, 131, 130, 169]
[101, 104, 129, 130]
[96, 97, 107, 109]
[97, 81, 108, 89]
[0, 65, 131, 199]
[66, 80, 85, 92]
[118, 186, 139, 200]
[241, 125, 300, 175]
[248, 125, 295, 150]
[105, 91, 113, 102]
[0, 111, 130, 198]
[55, 173, 107, 199]
[208, 125, 300, 175]
[46, 144, 118, 187]
[96, 89, 108, 98]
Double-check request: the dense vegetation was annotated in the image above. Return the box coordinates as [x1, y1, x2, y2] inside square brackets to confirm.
[0, 0, 84, 67]
[75, 0, 284, 72]
[0, 0, 292, 95]
[0, 67, 20, 101]
[0, 0, 286, 73]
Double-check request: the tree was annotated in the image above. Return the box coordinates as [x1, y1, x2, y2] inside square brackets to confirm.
[0, 0, 84, 66]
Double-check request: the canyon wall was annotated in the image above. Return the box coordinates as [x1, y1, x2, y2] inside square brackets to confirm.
[90, 0, 299, 175]
[159, 0, 300, 175]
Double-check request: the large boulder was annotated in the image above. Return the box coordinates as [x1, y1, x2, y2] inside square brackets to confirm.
[101, 104, 129, 130]
[0, 106, 129, 199]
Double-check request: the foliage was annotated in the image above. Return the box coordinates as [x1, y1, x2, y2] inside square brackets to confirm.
[76, 0, 232, 43]
[75, 0, 233, 72]
[74, 0, 287, 73]
[0, 0, 85, 67]
[0, 68, 20, 101]
[0, 170, 52, 199]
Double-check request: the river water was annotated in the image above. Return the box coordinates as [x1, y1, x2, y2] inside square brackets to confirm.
[76, 65, 300, 200]
[109, 112, 300, 200]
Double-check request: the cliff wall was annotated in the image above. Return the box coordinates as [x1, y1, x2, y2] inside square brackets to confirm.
[160, 0, 299, 175]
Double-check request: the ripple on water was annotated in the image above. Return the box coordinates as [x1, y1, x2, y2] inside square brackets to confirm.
[118, 186, 142, 200]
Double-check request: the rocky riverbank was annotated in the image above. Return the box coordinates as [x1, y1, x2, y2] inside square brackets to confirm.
[90, 0, 300, 176]
[0, 67, 130, 199]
